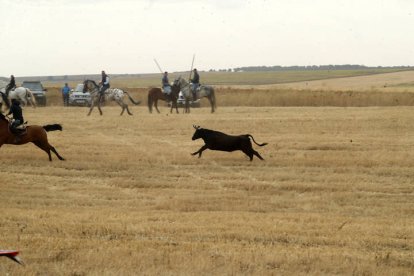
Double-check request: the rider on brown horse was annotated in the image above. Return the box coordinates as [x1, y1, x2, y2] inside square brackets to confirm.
[7, 99, 25, 142]
[162, 72, 171, 98]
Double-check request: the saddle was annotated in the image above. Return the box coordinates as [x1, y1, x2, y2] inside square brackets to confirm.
[9, 121, 28, 136]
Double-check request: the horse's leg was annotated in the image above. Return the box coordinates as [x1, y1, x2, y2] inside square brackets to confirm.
[208, 96, 214, 113]
[30, 97, 36, 108]
[125, 103, 133, 115]
[97, 97, 103, 115]
[154, 99, 160, 113]
[32, 141, 52, 161]
[32, 139, 65, 161]
[116, 99, 130, 115]
[170, 101, 174, 114]
[50, 146, 65, 160]
[173, 99, 179, 114]
[87, 99, 96, 116]
[148, 95, 153, 113]
[20, 96, 27, 107]
[120, 96, 133, 116]
[116, 99, 125, 115]
[185, 98, 190, 113]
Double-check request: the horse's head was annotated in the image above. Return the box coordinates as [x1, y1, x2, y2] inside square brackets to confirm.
[172, 78, 180, 88]
[175, 76, 188, 87]
[83, 80, 98, 93]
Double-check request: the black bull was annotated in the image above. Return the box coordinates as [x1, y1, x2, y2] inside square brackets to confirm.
[191, 126, 268, 161]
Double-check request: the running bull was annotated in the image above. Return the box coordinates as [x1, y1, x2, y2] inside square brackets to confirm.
[191, 125, 268, 161]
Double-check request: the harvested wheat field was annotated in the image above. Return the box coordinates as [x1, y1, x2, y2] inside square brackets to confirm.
[0, 105, 413, 275]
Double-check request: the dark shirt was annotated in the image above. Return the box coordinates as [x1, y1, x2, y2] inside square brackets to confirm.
[191, 71, 200, 84]
[6, 78, 16, 90]
[8, 102, 23, 122]
[101, 74, 110, 87]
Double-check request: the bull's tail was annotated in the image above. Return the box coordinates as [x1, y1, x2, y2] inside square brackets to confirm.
[247, 134, 268, 146]
[25, 88, 37, 108]
[0, 92, 10, 109]
[125, 91, 141, 105]
[43, 124, 63, 132]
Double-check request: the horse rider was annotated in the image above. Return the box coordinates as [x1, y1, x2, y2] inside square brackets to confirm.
[7, 99, 25, 142]
[190, 68, 200, 101]
[99, 70, 110, 99]
[5, 75, 16, 97]
[162, 72, 171, 97]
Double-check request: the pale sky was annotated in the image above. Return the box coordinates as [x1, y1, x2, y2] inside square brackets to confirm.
[0, 0, 413, 77]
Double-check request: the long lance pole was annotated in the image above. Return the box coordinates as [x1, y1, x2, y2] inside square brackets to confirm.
[188, 54, 195, 82]
[154, 58, 164, 74]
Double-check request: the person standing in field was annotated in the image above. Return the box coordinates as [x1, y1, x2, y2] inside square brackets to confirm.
[61, 83, 71, 106]
[5, 75, 17, 96]
[190, 68, 200, 101]
[162, 71, 171, 97]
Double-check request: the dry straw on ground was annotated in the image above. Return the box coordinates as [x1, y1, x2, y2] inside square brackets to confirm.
[0, 104, 413, 275]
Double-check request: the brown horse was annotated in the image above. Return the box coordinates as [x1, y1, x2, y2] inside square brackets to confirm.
[147, 80, 181, 113]
[0, 113, 65, 161]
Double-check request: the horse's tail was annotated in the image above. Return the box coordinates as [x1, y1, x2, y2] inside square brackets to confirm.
[246, 134, 267, 147]
[43, 124, 63, 132]
[124, 91, 141, 105]
[25, 88, 37, 108]
[147, 92, 152, 112]
[0, 92, 10, 109]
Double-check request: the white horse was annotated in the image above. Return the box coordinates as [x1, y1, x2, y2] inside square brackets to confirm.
[83, 79, 141, 116]
[0, 87, 36, 109]
[176, 76, 216, 113]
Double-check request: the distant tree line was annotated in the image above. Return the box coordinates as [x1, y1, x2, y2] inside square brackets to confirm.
[208, 65, 414, 72]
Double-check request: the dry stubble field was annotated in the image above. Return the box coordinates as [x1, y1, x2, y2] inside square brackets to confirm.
[0, 104, 413, 275]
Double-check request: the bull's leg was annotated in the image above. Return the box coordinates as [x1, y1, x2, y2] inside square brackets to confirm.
[252, 150, 264, 160]
[192, 145, 208, 158]
[242, 148, 264, 161]
[241, 149, 254, 161]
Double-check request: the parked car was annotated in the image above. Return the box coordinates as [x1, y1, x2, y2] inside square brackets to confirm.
[168, 91, 200, 107]
[69, 84, 91, 106]
[21, 81, 47, 106]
